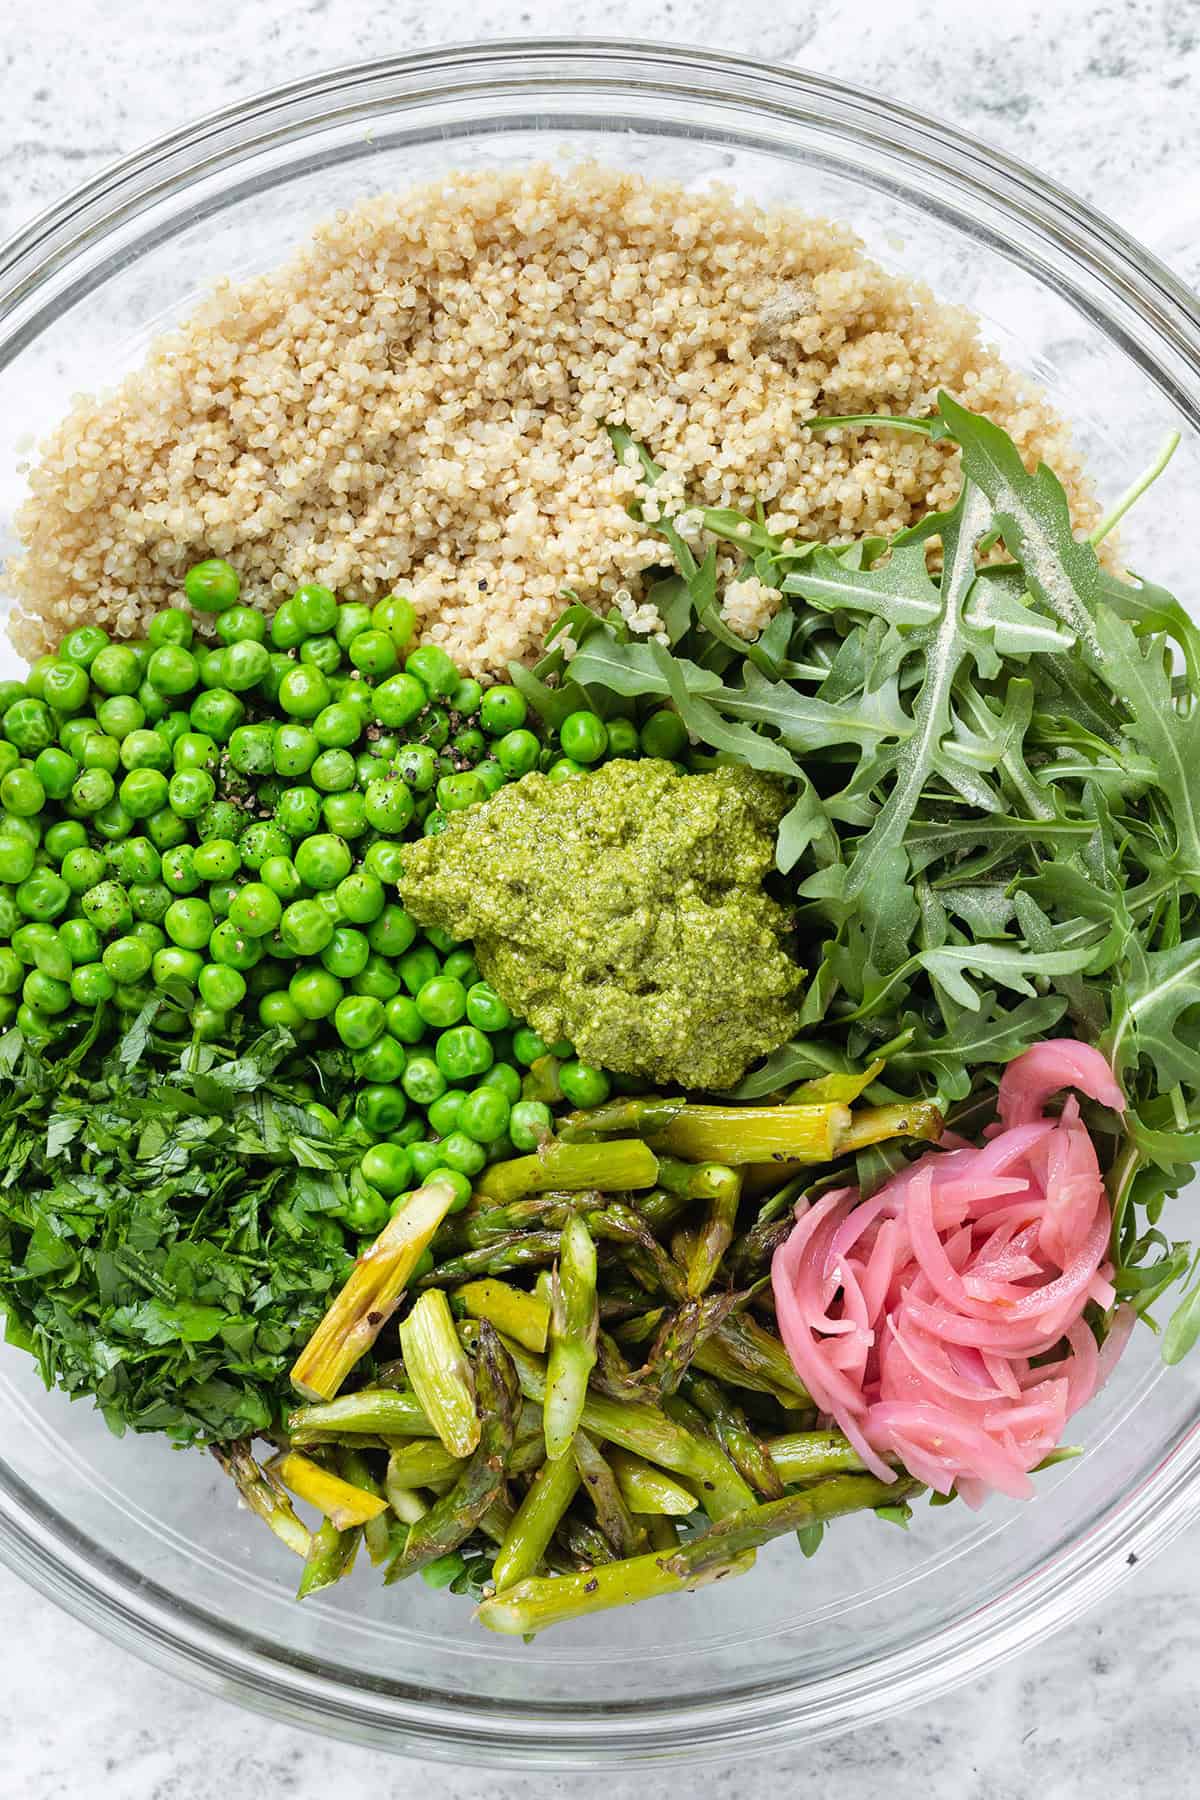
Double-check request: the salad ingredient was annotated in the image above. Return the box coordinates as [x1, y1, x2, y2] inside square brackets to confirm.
[398, 759, 804, 1088]
[8, 167, 1090, 668]
[398, 1289, 480, 1458]
[384, 1320, 519, 1583]
[491, 1448, 581, 1590]
[267, 1449, 389, 1530]
[543, 1214, 599, 1459]
[291, 1177, 459, 1402]
[772, 1040, 1128, 1504]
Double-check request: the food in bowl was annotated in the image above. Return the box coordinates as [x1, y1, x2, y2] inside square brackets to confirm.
[0, 164, 1195, 1638]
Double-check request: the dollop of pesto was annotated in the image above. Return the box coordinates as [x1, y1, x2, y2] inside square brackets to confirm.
[398, 759, 803, 1091]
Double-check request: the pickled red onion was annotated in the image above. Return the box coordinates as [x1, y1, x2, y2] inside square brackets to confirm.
[772, 1040, 1132, 1505]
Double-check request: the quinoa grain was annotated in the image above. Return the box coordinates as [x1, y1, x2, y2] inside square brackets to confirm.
[5, 164, 1094, 670]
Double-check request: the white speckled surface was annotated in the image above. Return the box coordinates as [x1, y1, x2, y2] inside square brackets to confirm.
[3, 0, 1200, 1792]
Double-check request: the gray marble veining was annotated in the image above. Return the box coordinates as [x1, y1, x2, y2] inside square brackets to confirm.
[4, 0, 1200, 1792]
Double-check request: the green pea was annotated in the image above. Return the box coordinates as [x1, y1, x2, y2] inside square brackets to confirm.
[59, 625, 108, 669]
[61, 846, 107, 894]
[192, 838, 241, 882]
[91, 694, 140, 739]
[362, 839, 404, 887]
[426, 1089, 464, 1136]
[227, 883, 282, 938]
[90, 645, 142, 697]
[119, 768, 169, 819]
[59, 918, 102, 966]
[188, 687, 244, 742]
[547, 756, 587, 782]
[91, 797, 135, 843]
[371, 594, 417, 647]
[335, 870, 385, 924]
[214, 606, 265, 646]
[359, 1143, 412, 1199]
[129, 881, 172, 924]
[120, 728, 170, 772]
[16, 870, 70, 922]
[464, 980, 512, 1032]
[272, 723, 318, 777]
[405, 644, 459, 698]
[0, 814, 40, 849]
[164, 897, 214, 951]
[363, 775, 415, 833]
[0, 744, 20, 783]
[334, 993, 385, 1049]
[494, 728, 540, 777]
[145, 806, 190, 851]
[22, 968, 72, 1015]
[320, 926, 370, 979]
[384, 993, 425, 1044]
[221, 640, 271, 692]
[13, 924, 71, 981]
[474, 759, 507, 797]
[0, 834, 34, 885]
[0, 950, 29, 993]
[605, 716, 640, 759]
[558, 1058, 611, 1108]
[184, 558, 240, 613]
[137, 681, 169, 725]
[130, 921, 166, 954]
[457, 1085, 510, 1144]
[147, 645, 199, 697]
[45, 819, 88, 860]
[481, 1061, 523, 1105]
[512, 1026, 550, 1066]
[299, 635, 342, 676]
[5, 698, 56, 755]
[79, 733, 120, 774]
[435, 1024, 493, 1081]
[353, 1033, 407, 1085]
[309, 748, 355, 793]
[159, 710, 194, 750]
[227, 722, 276, 775]
[289, 967, 344, 1020]
[279, 898, 334, 957]
[350, 952, 402, 1000]
[294, 833, 352, 890]
[70, 962, 115, 1005]
[258, 989, 303, 1030]
[82, 880, 132, 934]
[106, 837, 160, 884]
[278, 665, 331, 720]
[102, 935, 153, 983]
[355, 1083, 408, 1135]
[149, 605, 195, 649]
[312, 702, 362, 749]
[259, 855, 302, 902]
[510, 1099, 554, 1151]
[173, 731, 218, 772]
[198, 962, 246, 1010]
[198, 648, 227, 689]
[239, 822, 291, 870]
[41, 660, 90, 714]
[367, 904, 417, 958]
[346, 629, 397, 677]
[1, 767, 45, 818]
[415, 975, 467, 1028]
[322, 790, 367, 838]
[161, 846, 201, 895]
[399, 1051, 446, 1108]
[273, 785, 321, 840]
[208, 918, 263, 970]
[398, 943, 440, 996]
[372, 672, 427, 729]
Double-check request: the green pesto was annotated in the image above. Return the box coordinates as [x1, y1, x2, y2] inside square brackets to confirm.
[398, 759, 803, 1090]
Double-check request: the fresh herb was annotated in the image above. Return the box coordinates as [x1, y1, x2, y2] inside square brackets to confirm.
[0, 1010, 355, 1444]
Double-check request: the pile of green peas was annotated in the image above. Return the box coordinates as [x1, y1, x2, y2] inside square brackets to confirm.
[0, 558, 685, 1240]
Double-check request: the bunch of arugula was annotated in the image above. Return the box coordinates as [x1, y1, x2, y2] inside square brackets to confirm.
[523, 394, 1200, 1358]
[0, 1000, 360, 1444]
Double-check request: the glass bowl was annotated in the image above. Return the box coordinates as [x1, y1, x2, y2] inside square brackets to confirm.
[1, 39, 1199, 1769]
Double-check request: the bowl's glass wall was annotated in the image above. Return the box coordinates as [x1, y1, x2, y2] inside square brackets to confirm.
[1, 44, 1199, 1765]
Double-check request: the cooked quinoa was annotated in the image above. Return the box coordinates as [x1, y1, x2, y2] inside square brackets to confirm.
[5, 162, 1096, 670]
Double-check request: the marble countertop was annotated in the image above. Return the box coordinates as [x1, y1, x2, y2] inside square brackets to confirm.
[4, 0, 1200, 1793]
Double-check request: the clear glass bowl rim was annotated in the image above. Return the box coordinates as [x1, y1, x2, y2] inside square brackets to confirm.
[2, 36, 1200, 1768]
